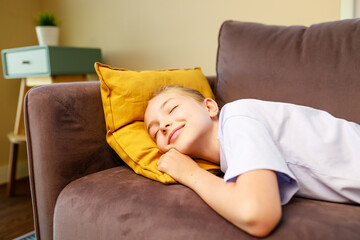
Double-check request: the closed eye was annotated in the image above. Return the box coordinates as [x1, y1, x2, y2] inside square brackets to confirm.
[169, 105, 178, 113]
[154, 129, 159, 139]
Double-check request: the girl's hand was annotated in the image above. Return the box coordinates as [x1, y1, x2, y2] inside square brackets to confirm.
[158, 149, 281, 237]
[157, 148, 200, 184]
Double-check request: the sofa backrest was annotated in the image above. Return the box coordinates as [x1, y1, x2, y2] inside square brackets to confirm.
[215, 19, 360, 124]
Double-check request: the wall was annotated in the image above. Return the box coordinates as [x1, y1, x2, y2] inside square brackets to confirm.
[0, 0, 341, 184]
[41, 0, 340, 75]
[355, 0, 360, 17]
[341, 0, 360, 18]
[0, 0, 41, 184]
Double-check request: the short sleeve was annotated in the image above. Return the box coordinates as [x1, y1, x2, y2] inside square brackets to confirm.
[218, 115, 299, 205]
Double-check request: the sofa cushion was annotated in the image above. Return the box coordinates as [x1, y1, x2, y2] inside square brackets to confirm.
[216, 19, 360, 124]
[53, 166, 360, 240]
[95, 63, 219, 184]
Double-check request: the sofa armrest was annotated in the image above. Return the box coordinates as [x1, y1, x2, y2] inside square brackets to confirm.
[24, 82, 122, 240]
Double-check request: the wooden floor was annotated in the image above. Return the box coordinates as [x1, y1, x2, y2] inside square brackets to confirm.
[0, 178, 34, 240]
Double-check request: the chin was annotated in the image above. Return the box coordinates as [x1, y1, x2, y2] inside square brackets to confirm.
[167, 134, 198, 155]
[174, 144, 195, 156]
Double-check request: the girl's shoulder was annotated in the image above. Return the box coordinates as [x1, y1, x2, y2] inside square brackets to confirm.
[220, 99, 273, 118]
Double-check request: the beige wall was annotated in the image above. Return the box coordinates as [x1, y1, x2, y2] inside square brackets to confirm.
[356, 0, 360, 17]
[42, 0, 340, 75]
[0, 0, 41, 183]
[0, 0, 340, 183]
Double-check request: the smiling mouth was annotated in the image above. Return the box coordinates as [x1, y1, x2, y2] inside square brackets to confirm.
[168, 124, 185, 144]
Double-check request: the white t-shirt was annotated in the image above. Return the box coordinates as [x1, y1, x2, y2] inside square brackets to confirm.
[218, 99, 360, 205]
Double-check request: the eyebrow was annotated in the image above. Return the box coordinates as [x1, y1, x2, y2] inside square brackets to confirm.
[146, 98, 174, 134]
[160, 98, 174, 110]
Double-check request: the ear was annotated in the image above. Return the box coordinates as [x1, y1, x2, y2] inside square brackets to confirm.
[204, 98, 219, 118]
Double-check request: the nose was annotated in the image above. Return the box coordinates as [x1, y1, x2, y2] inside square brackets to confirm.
[159, 122, 171, 134]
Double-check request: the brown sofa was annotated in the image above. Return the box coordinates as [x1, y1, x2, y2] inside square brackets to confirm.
[24, 19, 360, 240]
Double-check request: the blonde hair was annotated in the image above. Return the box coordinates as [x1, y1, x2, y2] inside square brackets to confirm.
[149, 85, 206, 103]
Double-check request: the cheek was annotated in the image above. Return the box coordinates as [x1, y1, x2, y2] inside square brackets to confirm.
[191, 111, 211, 125]
[156, 138, 168, 153]
[171, 111, 184, 120]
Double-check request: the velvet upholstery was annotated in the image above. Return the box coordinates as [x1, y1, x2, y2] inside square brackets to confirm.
[25, 19, 360, 240]
[24, 82, 122, 240]
[216, 20, 360, 123]
[53, 166, 360, 240]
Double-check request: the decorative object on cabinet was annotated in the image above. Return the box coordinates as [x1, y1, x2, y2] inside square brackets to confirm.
[1, 45, 102, 196]
[34, 11, 59, 46]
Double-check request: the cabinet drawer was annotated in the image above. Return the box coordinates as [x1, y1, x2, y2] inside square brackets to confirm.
[4, 48, 49, 77]
[2, 46, 102, 79]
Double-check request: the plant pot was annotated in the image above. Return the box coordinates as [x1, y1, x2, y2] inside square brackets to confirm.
[35, 26, 59, 46]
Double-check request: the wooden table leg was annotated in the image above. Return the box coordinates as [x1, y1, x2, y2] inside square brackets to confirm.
[6, 75, 87, 197]
[6, 134, 27, 197]
[6, 78, 28, 197]
[14, 79, 27, 135]
[7, 142, 18, 197]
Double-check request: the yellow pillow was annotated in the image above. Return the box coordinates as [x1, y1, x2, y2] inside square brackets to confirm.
[95, 62, 220, 183]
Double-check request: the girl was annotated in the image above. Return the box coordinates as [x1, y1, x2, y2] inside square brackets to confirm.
[144, 85, 360, 237]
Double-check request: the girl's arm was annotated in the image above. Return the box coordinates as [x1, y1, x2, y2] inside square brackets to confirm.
[157, 149, 282, 237]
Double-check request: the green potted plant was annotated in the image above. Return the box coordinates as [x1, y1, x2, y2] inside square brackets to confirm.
[34, 11, 59, 46]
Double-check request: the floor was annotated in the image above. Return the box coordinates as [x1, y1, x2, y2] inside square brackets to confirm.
[0, 178, 34, 240]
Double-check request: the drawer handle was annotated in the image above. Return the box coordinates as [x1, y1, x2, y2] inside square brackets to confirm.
[21, 60, 30, 64]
